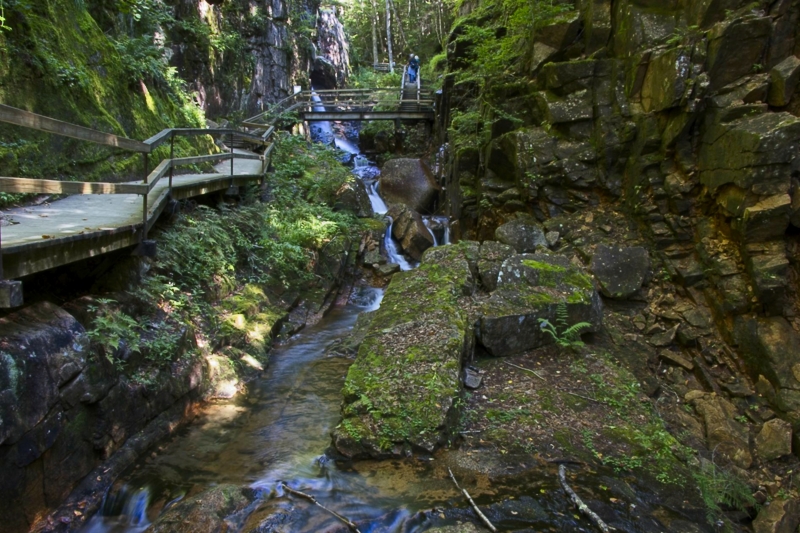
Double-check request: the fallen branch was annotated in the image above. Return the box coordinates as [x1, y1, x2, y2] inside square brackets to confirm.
[558, 464, 613, 533]
[503, 361, 546, 380]
[280, 483, 362, 533]
[447, 468, 497, 533]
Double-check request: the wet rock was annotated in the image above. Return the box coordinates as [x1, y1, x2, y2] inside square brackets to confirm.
[424, 523, 484, 533]
[477, 254, 602, 355]
[333, 243, 476, 458]
[756, 418, 792, 461]
[0, 302, 88, 447]
[379, 159, 439, 213]
[752, 497, 800, 533]
[390, 206, 435, 261]
[477, 241, 515, 292]
[768, 55, 800, 107]
[145, 484, 254, 533]
[362, 249, 385, 267]
[309, 56, 338, 90]
[334, 177, 373, 218]
[534, 89, 593, 124]
[495, 218, 547, 253]
[589, 244, 650, 299]
[375, 263, 400, 277]
[690, 393, 753, 469]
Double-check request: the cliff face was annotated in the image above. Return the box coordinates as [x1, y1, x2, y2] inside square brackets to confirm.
[0, 0, 351, 185]
[442, 0, 800, 462]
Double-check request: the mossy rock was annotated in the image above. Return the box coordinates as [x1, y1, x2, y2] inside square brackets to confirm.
[477, 253, 602, 356]
[333, 243, 477, 458]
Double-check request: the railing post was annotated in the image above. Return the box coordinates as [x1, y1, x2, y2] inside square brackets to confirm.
[229, 132, 234, 179]
[143, 153, 148, 183]
[0, 221, 23, 308]
[169, 132, 174, 194]
[142, 193, 148, 241]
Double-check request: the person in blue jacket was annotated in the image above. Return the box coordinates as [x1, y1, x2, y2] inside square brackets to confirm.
[408, 54, 420, 83]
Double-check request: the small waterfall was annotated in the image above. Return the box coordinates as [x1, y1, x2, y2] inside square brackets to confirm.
[422, 216, 451, 247]
[383, 218, 414, 271]
[309, 90, 335, 146]
[82, 485, 152, 532]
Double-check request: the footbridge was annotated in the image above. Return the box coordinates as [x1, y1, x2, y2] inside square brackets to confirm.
[0, 75, 436, 307]
[242, 72, 434, 126]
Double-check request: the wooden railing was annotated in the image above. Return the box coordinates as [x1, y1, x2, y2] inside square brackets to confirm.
[242, 87, 433, 128]
[0, 104, 275, 289]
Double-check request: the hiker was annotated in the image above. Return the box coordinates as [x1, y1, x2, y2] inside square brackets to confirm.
[408, 54, 420, 83]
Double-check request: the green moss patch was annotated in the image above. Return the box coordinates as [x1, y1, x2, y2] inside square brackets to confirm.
[333, 243, 478, 457]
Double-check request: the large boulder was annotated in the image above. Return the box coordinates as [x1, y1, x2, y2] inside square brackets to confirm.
[379, 158, 439, 213]
[334, 176, 373, 217]
[495, 218, 547, 253]
[333, 242, 477, 458]
[640, 47, 692, 113]
[589, 244, 650, 299]
[755, 418, 792, 462]
[477, 254, 602, 356]
[389, 206, 435, 261]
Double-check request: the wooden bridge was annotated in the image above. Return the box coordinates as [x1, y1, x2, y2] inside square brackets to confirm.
[0, 76, 435, 307]
[242, 74, 434, 127]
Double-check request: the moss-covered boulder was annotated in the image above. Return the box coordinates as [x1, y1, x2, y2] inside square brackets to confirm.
[477, 254, 602, 356]
[332, 243, 477, 458]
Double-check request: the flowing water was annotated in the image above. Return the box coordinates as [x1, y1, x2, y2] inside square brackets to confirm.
[79, 118, 710, 533]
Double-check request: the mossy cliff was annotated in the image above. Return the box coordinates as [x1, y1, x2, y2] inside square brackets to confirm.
[0, 0, 347, 193]
[433, 0, 800, 527]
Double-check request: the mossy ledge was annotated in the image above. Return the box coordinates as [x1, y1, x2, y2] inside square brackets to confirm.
[332, 242, 477, 458]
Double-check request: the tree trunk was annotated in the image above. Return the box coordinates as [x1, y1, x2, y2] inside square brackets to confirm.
[384, 0, 394, 72]
[389, 0, 408, 52]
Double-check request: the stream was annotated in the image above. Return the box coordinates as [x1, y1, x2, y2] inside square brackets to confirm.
[80, 115, 710, 533]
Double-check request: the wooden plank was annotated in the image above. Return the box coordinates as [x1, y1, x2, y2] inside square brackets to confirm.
[145, 159, 172, 192]
[302, 111, 435, 121]
[0, 104, 149, 153]
[0, 176, 147, 195]
[171, 153, 232, 167]
[142, 129, 173, 150]
[233, 153, 264, 161]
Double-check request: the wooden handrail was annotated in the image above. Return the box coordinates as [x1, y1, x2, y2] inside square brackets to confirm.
[0, 177, 148, 195]
[0, 104, 150, 153]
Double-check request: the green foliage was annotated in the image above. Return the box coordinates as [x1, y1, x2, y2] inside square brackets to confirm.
[348, 66, 402, 89]
[449, 0, 573, 85]
[537, 301, 591, 348]
[693, 460, 756, 530]
[86, 299, 141, 366]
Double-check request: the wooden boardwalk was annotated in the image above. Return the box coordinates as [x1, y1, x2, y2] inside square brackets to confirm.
[1, 152, 264, 280]
[0, 76, 435, 306]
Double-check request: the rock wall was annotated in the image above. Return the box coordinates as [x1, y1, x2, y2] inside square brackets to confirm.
[442, 0, 800, 431]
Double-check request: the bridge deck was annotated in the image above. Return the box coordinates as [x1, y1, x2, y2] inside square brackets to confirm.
[1, 152, 263, 279]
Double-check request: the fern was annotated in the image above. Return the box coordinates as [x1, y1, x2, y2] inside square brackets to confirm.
[693, 460, 756, 530]
[538, 301, 591, 348]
